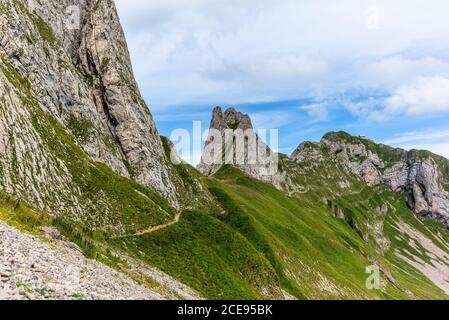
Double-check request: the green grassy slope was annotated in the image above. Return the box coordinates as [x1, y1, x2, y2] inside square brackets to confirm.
[3, 0, 449, 301]
[0, 58, 176, 237]
[4, 159, 448, 299]
[109, 160, 449, 299]
[3, 53, 449, 299]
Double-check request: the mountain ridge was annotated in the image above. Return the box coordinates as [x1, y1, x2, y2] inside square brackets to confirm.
[292, 131, 449, 225]
[0, 0, 207, 227]
[2, 1, 449, 300]
[197, 106, 449, 228]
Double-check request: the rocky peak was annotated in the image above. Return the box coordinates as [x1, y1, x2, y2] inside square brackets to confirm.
[198, 107, 283, 188]
[210, 107, 254, 131]
[292, 131, 449, 225]
[78, 0, 178, 203]
[223, 107, 253, 131]
[0, 0, 180, 214]
[291, 142, 323, 163]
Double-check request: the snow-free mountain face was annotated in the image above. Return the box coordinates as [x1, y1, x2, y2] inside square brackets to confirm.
[198, 107, 283, 188]
[198, 107, 449, 228]
[0, 0, 180, 211]
[293, 132, 449, 226]
[2, 0, 449, 300]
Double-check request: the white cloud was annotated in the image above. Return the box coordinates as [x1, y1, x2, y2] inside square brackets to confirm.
[356, 56, 449, 88]
[251, 110, 296, 129]
[383, 129, 449, 145]
[381, 129, 449, 159]
[345, 98, 386, 121]
[206, 55, 329, 85]
[345, 77, 449, 120]
[385, 76, 449, 115]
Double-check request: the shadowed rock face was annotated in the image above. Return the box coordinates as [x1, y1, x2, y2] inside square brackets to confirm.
[77, 0, 177, 202]
[198, 107, 285, 188]
[0, 0, 179, 207]
[292, 132, 449, 225]
[222, 107, 254, 131]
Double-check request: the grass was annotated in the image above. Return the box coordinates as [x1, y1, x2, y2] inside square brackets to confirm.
[0, 192, 51, 235]
[12, 0, 58, 45]
[0, 192, 177, 297]
[32, 15, 58, 44]
[1, 58, 176, 237]
[0, 59, 31, 93]
[66, 114, 96, 145]
[207, 167, 389, 299]
[111, 210, 283, 299]
[335, 187, 449, 299]
[3, 108, 449, 300]
[108, 159, 449, 300]
[160, 136, 221, 212]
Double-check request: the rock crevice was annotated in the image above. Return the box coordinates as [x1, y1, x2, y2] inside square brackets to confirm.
[292, 132, 449, 224]
[0, 0, 179, 209]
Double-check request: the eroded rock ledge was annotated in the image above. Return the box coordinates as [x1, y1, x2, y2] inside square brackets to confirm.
[292, 132, 449, 224]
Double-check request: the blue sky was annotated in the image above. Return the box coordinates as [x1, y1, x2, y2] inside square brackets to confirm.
[115, 0, 449, 163]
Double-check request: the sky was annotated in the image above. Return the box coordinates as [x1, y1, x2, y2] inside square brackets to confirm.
[115, 0, 449, 163]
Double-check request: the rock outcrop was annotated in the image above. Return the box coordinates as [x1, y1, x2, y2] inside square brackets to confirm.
[198, 107, 284, 189]
[0, 0, 179, 213]
[0, 221, 199, 300]
[292, 132, 449, 224]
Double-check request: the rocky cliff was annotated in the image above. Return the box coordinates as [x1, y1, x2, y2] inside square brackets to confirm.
[199, 107, 449, 227]
[0, 0, 182, 221]
[4, 1, 449, 301]
[292, 132, 449, 225]
[198, 107, 286, 189]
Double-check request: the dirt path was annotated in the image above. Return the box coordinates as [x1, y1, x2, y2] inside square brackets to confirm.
[134, 211, 182, 236]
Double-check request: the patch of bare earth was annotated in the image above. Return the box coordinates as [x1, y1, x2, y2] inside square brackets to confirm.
[393, 221, 449, 295]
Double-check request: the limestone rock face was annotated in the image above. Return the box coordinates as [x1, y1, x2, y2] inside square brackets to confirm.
[292, 132, 449, 224]
[0, 221, 200, 300]
[77, 0, 177, 202]
[319, 135, 385, 186]
[222, 107, 254, 131]
[198, 107, 285, 189]
[291, 142, 324, 164]
[0, 0, 178, 210]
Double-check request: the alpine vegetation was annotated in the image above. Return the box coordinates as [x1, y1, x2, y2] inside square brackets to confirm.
[1, 0, 449, 301]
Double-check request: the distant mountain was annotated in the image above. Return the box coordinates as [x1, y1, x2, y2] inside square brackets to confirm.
[2, 0, 449, 300]
[198, 107, 284, 189]
[293, 131, 449, 226]
[198, 108, 449, 228]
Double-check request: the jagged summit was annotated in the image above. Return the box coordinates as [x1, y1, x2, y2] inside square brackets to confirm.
[4, 1, 449, 302]
[292, 131, 449, 225]
[211, 107, 254, 131]
[198, 106, 283, 187]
